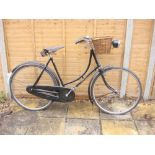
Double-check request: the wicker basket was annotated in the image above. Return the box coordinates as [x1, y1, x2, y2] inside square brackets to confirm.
[92, 36, 112, 54]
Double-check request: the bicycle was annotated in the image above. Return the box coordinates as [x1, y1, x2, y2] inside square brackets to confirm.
[9, 36, 142, 115]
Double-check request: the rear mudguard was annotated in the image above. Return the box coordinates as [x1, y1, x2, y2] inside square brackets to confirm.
[9, 61, 61, 98]
[11, 61, 60, 85]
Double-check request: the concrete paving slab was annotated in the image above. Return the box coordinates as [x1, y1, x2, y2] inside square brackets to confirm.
[100, 111, 132, 120]
[1, 110, 38, 126]
[10, 100, 39, 113]
[26, 117, 65, 135]
[0, 110, 38, 134]
[135, 120, 155, 135]
[10, 99, 52, 113]
[65, 118, 100, 135]
[10, 100, 23, 113]
[1, 100, 155, 135]
[67, 101, 99, 119]
[132, 102, 155, 120]
[38, 102, 68, 118]
[0, 124, 28, 135]
[101, 120, 138, 135]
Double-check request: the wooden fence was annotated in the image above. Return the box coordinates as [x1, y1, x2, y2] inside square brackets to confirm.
[0, 58, 4, 91]
[0, 19, 155, 99]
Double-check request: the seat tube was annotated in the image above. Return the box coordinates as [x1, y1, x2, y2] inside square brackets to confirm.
[33, 58, 51, 87]
[51, 57, 64, 86]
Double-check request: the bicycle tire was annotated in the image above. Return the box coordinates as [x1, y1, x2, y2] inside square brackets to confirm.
[9, 61, 60, 111]
[89, 67, 142, 115]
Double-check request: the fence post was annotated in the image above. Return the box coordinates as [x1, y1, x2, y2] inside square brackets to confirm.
[120, 19, 133, 97]
[0, 19, 10, 97]
[143, 21, 155, 100]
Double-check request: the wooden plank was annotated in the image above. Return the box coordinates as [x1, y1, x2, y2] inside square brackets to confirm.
[144, 20, 155, 100]
[31, 19, 37, 60]
[0, 19, 10, 96]
[4, 20, 37, 71]
[0, 59, 4, 91]
[62, 20, 66, 80]
[120, 19, 133, 97]
[127, 20, 154, 94]
[150, 67, 155, 98]
[93, 19, 97, 37]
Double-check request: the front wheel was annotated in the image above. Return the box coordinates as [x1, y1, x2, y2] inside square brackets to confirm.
[9, 61, 60, 111]
[89, 67, 142, 115]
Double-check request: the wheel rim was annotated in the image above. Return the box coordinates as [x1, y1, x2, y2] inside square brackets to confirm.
[92, 67, 142, 114]
[10, 64, 55, 111]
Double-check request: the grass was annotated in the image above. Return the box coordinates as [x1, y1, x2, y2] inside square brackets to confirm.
[0, 91, 6, 104]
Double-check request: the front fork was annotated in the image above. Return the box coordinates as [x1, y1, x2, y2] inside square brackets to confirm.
[98, 67, 118, 94]
[88, 67, 118, 105]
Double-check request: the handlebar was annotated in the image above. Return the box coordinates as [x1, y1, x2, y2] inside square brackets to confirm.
[75, 39, 85, 44]
[75, 36, 120, 49]
[75, 36, 92, 44]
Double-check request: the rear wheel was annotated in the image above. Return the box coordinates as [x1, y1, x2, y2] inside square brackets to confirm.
[89, 67, 142, 115]
[9, 62, 59, 111]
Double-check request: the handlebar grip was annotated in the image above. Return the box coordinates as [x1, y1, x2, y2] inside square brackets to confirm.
[75, 39, 85, 44]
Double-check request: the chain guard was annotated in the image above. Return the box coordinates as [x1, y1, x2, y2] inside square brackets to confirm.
[26, 86, 75, 102]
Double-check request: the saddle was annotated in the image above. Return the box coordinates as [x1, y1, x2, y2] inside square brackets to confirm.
[40, 45, 64, 57]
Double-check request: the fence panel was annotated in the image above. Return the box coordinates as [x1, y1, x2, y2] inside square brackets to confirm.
[150, 67, 155, 98]
[127, 19, 154, 95]
[0, 58, 4, 91]
[1, 19, 153, 98]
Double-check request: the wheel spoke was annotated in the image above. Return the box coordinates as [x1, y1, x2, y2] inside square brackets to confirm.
[95, 91, 116, 98]
[91, 67, 142, 114]
[10, 64, 56, 111]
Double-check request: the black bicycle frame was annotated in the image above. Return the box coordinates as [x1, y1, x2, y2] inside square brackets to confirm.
[32, 48, 115, 93]
[64, 49, 101, 86]
[33, 49, 100, 88]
